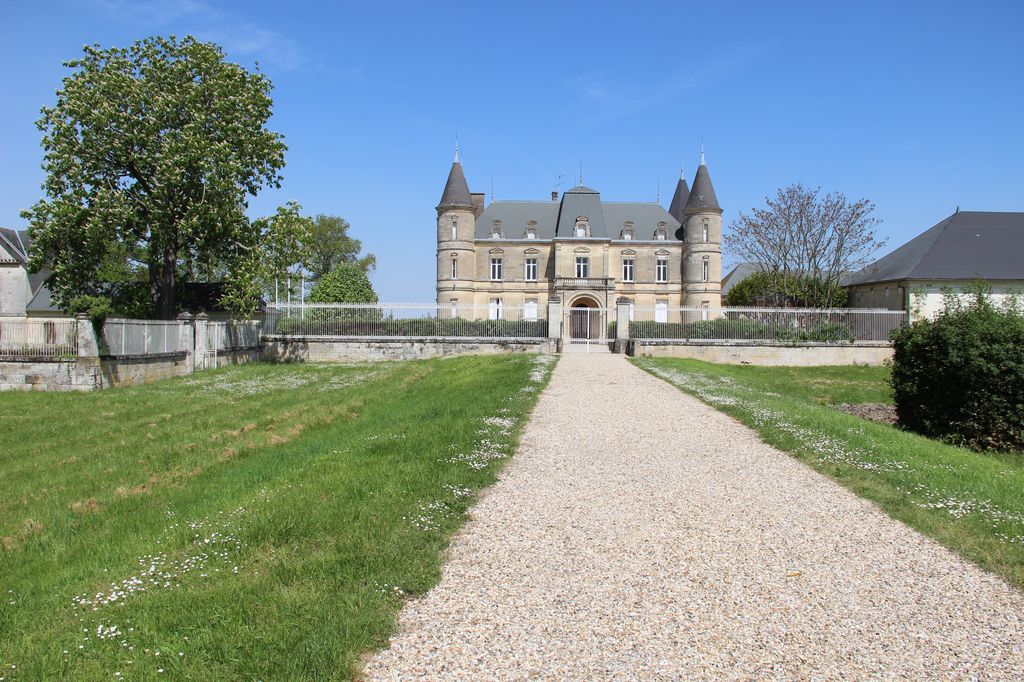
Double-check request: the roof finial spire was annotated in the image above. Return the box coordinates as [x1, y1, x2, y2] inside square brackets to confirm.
[680, 162, 686, 180]
[657, 178, 661, 203]
[579, 159, 583, 187]
[454, 131, 460, 163]
[699, 134, 706, 166]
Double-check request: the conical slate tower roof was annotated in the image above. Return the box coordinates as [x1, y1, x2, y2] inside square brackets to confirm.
[437, 150, 473, 209]
[667, 169, 690, 222]
[685, 155, 720, 212]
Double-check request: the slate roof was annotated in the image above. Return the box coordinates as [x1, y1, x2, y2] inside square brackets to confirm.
[667, 174, 690, 223]
[685, 161, 720, 212]
[721, 262, 762, 294]
[845, 211, 1024, 285]
[0, 227, 30, 264]
[474, 185, 681, 241]
[437, 160, 474, 209]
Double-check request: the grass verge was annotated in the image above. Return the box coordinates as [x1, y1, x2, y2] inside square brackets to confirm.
[631, 358, 1024, 590]
[0, 354, 556, 680]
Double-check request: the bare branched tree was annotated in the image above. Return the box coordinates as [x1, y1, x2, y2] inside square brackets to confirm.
[725, 184, 886, 307]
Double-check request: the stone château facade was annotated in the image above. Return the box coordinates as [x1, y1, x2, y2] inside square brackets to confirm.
[434, 149, 723, 323]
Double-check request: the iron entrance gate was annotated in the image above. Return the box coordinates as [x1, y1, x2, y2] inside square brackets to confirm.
[562, 306, 611, 351]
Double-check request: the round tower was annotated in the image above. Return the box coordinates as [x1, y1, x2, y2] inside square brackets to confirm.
[435, 146, 477, 306]
[681, 152, 723, 308]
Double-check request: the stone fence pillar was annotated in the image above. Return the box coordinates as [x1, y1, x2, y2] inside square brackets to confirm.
[75, 313, 100, 358]
[194, 312, 209, 371]
[547, 296, 562, 340]
[177, 312, 195, 373]
[615, 297, 631, 340]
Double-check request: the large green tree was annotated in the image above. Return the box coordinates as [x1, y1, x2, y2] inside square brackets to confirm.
[306, 214, 375, 281]
[23, 35, 286, 319]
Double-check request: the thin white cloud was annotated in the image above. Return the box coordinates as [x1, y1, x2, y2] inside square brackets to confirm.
[563, 44, 773, 127]
[86, 0, 305, 72]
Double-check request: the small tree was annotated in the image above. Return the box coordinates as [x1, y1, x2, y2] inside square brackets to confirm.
[890, 282, 1024, 452]
[24, 35, 286, 319]
[726, 184, 885, 308]
[306, 215, 375, 281]
[309, 263, 378, 304]
[220, 202, 312, 318]
[724, 270, 848, 307]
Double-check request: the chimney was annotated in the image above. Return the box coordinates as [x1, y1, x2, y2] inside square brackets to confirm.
[470, 192, 485, 218]
[551, 191, 558, 202]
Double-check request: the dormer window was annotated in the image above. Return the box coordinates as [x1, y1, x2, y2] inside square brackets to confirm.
[621, 222, 634, 240]
[655, 222, 668, 240]
[575, 216, 590, 238]
[525, 220, 537, 239]
[490, 220, 504, 239]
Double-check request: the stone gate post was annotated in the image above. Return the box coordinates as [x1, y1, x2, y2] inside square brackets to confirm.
[177, 312, 195, 373]
[194, 312, 209, 371]
[547, 296, 562, 341]
[615, 297, 631, 354]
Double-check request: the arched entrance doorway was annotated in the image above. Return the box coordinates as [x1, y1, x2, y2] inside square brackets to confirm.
[568, 295, 603, 342]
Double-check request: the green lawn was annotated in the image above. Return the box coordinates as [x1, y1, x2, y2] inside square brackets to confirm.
[0, 355, 555, 680]
[632, 358, 1024, 590]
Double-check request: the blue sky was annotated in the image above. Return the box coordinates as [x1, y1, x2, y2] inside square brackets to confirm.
[1, 0, 1022, 301]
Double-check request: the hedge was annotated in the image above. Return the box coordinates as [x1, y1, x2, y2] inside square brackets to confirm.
[891, 288, 1024, 452]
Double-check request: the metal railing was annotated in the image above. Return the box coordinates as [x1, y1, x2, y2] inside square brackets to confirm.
[207, 320, 262, 351]
[102, 319, 183, 355]
[628, 307, 907, 342]
[0, 317, 78, 358]
[264, 303, 547, 340]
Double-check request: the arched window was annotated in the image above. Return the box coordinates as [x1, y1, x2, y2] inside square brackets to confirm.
[451, 216, 458, 240]
[702, 218, 709, 243]
[450, 255, 458, 279]
[702, 255, 710, 282]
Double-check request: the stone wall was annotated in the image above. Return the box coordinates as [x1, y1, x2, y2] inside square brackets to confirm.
[633, 341, 893, 366]
[95, 353, 190, 388]
[0, 358, 95, 391]
[262, 336, 555, 362]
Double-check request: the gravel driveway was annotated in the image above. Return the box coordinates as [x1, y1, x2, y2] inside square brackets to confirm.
[364, 353, 1024, 680]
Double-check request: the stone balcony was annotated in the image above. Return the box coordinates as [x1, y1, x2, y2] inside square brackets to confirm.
[554, 277, 615, 290]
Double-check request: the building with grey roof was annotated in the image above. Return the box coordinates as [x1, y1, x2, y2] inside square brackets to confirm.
[846, 210, 1024, 319]
[0, 227, 51, 317]
[435, 149, 724, 337]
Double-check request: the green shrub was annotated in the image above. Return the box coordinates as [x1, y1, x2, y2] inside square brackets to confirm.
[890, 286, 1024, 452]
[67, 295, 113, 327]
[309, 263, 378, 304]
[724, 270, 848, 307]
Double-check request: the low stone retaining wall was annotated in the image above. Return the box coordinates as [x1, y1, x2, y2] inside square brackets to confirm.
[1, 347, 261, 391]
[95, 353, 190, 388]
[632, 341, 893, 366]
[262, 336, 556, 362]
[0, 358, 94, 391]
